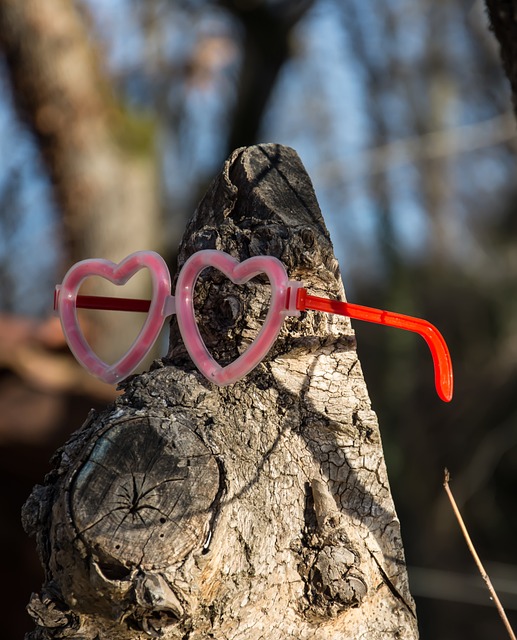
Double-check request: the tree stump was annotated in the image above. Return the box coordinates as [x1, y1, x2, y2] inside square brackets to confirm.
[23, 144, 418, 639]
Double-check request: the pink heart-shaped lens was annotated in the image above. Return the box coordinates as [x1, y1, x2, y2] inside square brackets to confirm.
[175, 251, 296, 386]
[57, 251, 171, 384]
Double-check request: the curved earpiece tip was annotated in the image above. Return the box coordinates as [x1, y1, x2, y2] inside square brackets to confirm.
[438, 374, 454, 402]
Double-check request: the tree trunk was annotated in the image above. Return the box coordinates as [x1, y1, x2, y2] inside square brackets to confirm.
[23, 144, 418, 639]
[219, 0, 314, 157]
[0, 0, 159, 365]
[485, 0, 517, 119]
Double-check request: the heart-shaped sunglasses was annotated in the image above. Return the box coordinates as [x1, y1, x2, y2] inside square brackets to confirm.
[54, 249, 453, 402]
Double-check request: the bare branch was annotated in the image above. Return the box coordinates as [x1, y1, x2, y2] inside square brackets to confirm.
[444, 469, 516, 640]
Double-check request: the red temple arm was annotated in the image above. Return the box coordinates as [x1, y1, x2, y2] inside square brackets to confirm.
[296, 289, 453, 402]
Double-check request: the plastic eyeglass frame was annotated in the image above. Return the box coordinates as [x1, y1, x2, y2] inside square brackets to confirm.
[54, 249, 453, 402]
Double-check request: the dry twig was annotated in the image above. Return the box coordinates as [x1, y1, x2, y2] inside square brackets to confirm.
[444, 468, 516, 640]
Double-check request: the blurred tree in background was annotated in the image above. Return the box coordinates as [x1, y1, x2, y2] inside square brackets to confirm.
[0, 0, 517, 638]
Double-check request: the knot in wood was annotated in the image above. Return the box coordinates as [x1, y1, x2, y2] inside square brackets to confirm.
[308, 546, 368, 618]
[70, 416, 220, 571]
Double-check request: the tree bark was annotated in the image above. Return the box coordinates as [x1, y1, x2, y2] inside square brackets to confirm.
[23, 144, 418, 639]
[0, 0, 159, 364]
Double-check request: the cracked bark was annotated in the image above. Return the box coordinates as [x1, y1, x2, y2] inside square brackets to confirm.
[23, 144, 418, 639]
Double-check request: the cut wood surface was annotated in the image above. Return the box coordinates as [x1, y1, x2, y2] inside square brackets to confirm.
[23, 144, 418, 639]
